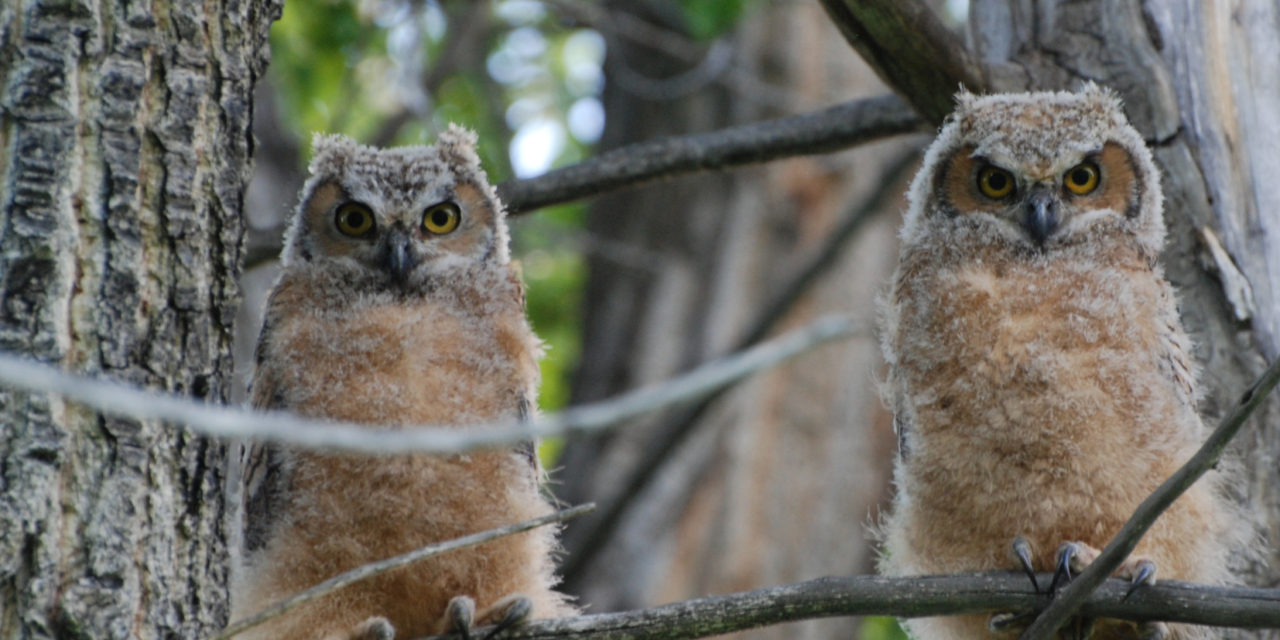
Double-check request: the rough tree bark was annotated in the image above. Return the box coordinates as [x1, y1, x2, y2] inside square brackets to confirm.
[0, 1, 278, 638]
[554, 2, 923, 638]
[967, 0, 1280, 595]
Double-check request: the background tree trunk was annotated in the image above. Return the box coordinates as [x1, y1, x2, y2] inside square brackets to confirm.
[0, 1, 278, 638]
[968, 0, 1280, 595]
[555, 2, 924, 637]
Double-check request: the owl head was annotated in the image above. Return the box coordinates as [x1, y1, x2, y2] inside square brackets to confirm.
[281, 125, 510, 287]
[901, 84, 1163, 255]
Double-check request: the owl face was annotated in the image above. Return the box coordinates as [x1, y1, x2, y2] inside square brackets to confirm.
[902, 84, 1163, 255]
[282, 126, 510, 288]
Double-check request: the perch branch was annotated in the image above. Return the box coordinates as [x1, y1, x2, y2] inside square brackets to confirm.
[415, 573, 1280, 640]
[212, 504, 595, 640]
[560, 148, 921, 582]
[1018, 354, 1280, 640]
[816, 0, 985, 125]
[0, 315, 858, 454]
[497, 94, 923, 214]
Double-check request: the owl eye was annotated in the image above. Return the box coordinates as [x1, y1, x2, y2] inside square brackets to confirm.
[978, 167, 1016, 199]
[335, 203, 376, 237]
[1064, 162, 1100, 195]
[423, 202, 461, 235]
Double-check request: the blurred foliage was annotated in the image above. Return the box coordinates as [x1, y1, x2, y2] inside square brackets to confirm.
[861, 617, 911, 640]
[674, 0, 758, 39]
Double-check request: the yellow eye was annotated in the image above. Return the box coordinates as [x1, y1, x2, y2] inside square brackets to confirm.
[335, 203, 375, 237]
[978, 167, 1016, 199]
[423, 202, 461, 235]
[1064, 162, 1100, 195]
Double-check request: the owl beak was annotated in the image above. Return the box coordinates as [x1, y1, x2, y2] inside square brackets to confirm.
[383, 231, 417, 282]
[1023, 189, 1059, 245]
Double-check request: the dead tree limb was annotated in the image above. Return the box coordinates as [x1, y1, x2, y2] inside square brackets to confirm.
[815, 0, 986, 124]
[414, 573, 1280, 640]
[497, 95, 923, 214]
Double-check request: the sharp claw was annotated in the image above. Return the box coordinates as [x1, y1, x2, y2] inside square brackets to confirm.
[448, 596, 477, 640]
[1123, 560, 1157, 602]
[989, 610, 1035, 632]
[1049, 543, 1077, 596]
[1012, 537, 1040, 594]
[478, 597, 533, 640]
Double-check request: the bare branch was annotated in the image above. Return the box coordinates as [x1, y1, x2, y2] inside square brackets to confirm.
[816, 0, 985, 124]
[1018, 354, 1280, 640]
[0, 315, 858, 454]
[498, 95, 924, 214]
[213, 504, 595, 640]
[413, 573, 1280, 640]
[560, 148, 922, 583]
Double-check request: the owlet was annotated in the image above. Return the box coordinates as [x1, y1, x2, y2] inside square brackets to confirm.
[230, 126, 575, 640]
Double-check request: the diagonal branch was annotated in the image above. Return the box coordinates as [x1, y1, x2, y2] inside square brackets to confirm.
[816, 0, 986, 125]
[0, 315, 858, 455]
[212, 504, 595, 640]
[413, 573, 1280, 640]
[497, 95, 923, 214]
[1018, 355, 1280, 640]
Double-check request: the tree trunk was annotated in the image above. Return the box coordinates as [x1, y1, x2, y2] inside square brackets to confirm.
[555, 2, 919, 638]
[968, 0, 1279, 596]
[0, 0, 278, 638]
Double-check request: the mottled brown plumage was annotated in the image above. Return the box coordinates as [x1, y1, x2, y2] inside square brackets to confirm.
[879, 86, 1252, 640]
[230, 127, 574, 640]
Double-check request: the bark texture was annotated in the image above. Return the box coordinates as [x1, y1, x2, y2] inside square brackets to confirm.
[967, 0, 1280, 596]
[554, 2, 922, 638]
[0, 0, 279, 638]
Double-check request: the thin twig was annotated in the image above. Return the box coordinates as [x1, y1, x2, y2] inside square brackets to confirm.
[561, 149, 921, 585]
[414, 573, 1280, 640]
[1018, 355, 1280, 640]
[498, 95, 923, 214]
[212, 504, 595, 640]
[0, 315, 857, 454]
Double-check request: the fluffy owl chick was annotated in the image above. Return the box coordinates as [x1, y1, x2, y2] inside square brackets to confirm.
[230, 127, 575, 640]
[878, 86, 1251, 640]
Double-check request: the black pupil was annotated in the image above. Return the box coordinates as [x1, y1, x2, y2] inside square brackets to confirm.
[987, 172, 1007, 191]
[1072, 169, 1091, 186]
[431, 210, 451, 227]
[346, 211, 366, 228]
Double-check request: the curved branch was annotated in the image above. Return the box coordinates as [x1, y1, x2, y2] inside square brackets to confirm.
[1018, 354, 1280, 640]
[816, 0, 986, 125]
[0, 315, 858, 454]
[415, 573, 1280, 640]
[497, 95, 924, 214]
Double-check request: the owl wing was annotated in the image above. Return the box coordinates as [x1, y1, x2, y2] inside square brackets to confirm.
[241, 290, 291, 553]
[1159, 313, 1198, 412]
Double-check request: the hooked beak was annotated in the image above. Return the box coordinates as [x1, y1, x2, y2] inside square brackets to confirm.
[1023, 188, 1059, 245]
[382, 231, 417, 283]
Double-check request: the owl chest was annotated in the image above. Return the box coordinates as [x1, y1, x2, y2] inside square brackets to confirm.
[893, 256, 1174, 456]
[265, 301, 533, 426]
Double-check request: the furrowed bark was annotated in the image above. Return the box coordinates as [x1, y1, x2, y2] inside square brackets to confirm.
[0, 0, 279, 638]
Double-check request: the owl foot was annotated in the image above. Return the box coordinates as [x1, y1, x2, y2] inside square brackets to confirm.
[1133, 621, 1168, 640]
[1010, 536, 1041, 593]
[442, 594, 533, 640]
[349, 616, 395, 640]
[1049, 542, 1158, 600]
[476, 594, 533, 640]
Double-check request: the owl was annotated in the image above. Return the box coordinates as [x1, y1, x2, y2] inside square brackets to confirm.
[229, 126, 575, 640]
[878, 86, 1251, 640]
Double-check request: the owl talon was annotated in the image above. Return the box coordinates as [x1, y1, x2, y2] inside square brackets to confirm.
[478, 595, 533, 640]
[1134, 621, 1168, 640]
[446, 596, 478, 640]
[1011, 536, 1040, 593]
[1122, 559, 1157, 601]
[349, 616, 395, 640]
[1050, 541, 1100, 595]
